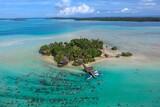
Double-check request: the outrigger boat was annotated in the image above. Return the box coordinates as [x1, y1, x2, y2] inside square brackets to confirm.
[87, 70, 100, 80]
[82, 64, 99, 79]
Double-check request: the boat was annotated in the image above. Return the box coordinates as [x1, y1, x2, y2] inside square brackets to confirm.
[82, 64, 100, 79]
[94, 70, 99, 76]
[87, 70, 100, 80]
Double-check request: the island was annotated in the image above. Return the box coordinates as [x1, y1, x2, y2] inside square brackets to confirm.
[49, 17, 160, 22]
[39, 38, 133, 67]
[1, 17, 160, 22]
[73, 17, 160, 22]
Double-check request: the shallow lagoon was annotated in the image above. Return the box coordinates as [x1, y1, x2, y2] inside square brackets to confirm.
[0, 19, 160, 107]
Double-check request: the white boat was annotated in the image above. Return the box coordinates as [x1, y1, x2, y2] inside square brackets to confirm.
[87, 70, 99, 80]
[94, 70, 99, 76]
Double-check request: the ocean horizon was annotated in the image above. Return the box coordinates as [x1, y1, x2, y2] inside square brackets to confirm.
[0, 19, 160, 107]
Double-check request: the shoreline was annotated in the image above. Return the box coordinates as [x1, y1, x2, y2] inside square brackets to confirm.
[37, 30, 160, 69]
[2, 17, 160, 22]
[40, 44, 134, 68]
[41, 52, 148, 70]
[40, 43, 151, 70]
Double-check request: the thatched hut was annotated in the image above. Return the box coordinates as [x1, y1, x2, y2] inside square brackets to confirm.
[58, 56, 69, 67]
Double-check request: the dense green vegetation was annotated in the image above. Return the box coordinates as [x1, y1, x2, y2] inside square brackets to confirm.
[1, 17, 160, 22]
[39, 38, 103, 66]
[74, 17, 160, 22]
[111, 46, 118, 50]
[121, 52, 133, 57]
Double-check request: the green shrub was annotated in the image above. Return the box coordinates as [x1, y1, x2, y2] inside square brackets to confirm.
[39, 45, 51, 55]
[121, 52, 133, 57]
[54, 52, 65, 63]
[111, 46, 118, 50]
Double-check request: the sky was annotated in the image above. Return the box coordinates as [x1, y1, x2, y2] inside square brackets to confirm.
[0, 0, 160, 18]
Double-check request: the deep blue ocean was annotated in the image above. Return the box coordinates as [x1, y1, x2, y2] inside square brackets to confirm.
[1, 19, 160, 36]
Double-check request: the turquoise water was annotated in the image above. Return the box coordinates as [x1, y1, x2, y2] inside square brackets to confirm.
[0, 19, 160, 107]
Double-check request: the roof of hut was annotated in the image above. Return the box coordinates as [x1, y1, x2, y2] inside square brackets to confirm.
[59, 56, 69, 64]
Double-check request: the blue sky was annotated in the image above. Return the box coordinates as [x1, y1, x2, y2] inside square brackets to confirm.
[0, 0, 160, 18]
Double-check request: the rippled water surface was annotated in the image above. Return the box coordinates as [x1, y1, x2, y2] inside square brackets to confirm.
[0, 19, 160, 107]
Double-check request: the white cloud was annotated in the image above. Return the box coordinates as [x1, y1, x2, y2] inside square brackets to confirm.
[140, 0, 157, 6]
[121, 8, 129, 13]
[57, 0, 95, 16]
[143, 2, 156, 6]
[59, 3, 95, 15]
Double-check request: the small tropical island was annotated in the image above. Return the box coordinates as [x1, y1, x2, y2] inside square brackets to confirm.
[39, 38, 133, 67]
